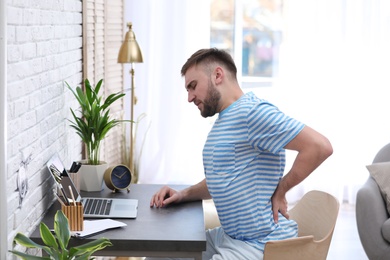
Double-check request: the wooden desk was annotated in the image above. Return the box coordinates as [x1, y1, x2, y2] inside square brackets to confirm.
[31, 184, 207, 259]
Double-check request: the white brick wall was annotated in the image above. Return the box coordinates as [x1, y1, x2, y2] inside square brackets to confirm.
[6, 0, 83, 258]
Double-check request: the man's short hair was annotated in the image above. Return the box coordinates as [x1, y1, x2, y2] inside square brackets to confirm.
[181, 48, 237, 79]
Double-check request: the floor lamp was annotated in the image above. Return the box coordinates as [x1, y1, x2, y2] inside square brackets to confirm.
[118, 22, 143, 180]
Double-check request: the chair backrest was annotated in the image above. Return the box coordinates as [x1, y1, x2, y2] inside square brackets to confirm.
[263, 190, 339, 260]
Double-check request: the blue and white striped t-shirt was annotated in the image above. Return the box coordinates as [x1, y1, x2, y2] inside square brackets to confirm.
[203, 92, 304, 252]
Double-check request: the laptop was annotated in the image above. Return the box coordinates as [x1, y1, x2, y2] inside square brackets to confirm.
[46, 154, 138, 219]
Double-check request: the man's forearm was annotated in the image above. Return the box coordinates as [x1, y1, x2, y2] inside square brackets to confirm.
[181, 178, 211, 201]
[278, 137, 333, 195]
[278, 125, 333, 194]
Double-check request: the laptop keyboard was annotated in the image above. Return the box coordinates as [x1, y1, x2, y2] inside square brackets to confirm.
[82, 198, 112, 215]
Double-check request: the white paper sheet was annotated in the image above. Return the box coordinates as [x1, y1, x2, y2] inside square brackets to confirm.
[71, 219, 127, 238]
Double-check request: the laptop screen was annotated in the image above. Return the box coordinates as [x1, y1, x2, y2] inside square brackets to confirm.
[46, 154, 81, 203]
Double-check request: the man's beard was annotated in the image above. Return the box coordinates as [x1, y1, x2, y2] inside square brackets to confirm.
[201, 80, 221, 118]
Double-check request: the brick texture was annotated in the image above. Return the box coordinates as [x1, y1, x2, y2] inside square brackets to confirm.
[6, 0, 83, 258]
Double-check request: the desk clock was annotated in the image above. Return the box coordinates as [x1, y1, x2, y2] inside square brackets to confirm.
[104, 165, 132, 193]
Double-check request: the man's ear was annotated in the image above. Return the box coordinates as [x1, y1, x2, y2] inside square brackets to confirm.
[214, 66, 224, 85]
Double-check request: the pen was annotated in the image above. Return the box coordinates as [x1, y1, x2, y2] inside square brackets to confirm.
[69, 161, 82, 173]
[74, 162, 81, 173]
[68, 185, 77, 206]
[58, 183, 70, 205]
[69, 162, 76, 172]
[70, 162, 77, 172]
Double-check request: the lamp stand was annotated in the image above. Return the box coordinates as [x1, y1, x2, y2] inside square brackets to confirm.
[118, 22, 143, 183]
[129, 63, 136, 178]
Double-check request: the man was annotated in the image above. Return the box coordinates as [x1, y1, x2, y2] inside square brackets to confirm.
[150, 48, 333, 259]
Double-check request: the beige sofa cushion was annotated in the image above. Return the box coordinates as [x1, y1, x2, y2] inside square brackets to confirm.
[366, 162, 390, 215]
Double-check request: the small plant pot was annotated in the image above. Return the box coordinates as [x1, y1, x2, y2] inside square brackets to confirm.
[78, 162, 108, 192]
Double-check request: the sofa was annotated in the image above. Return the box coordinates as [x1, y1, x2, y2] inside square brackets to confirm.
[356, 143, 390, 260]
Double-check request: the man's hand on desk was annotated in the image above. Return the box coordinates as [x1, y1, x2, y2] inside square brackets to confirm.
[150, 179, 211, 208]
[150, 186, 184, 208]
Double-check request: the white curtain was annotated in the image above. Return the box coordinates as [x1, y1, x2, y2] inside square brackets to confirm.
[125, 0, 390, 204]
[267, 0, 390, 204]
[125, 0, 211, 185]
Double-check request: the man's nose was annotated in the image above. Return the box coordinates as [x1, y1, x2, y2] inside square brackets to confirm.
[188, 92, 195, 103]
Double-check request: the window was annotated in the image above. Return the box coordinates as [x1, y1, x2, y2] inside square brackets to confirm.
[210, 0, 284, 87]
[83, 0, 125, 165]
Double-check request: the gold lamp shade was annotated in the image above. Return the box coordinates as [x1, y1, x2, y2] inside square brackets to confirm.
[118, 22, 143, 63]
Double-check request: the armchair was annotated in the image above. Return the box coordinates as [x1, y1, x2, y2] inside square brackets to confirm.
[356, 143, 390, 259]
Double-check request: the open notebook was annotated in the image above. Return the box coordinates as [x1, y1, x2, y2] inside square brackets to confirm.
[46, 154, 138, 219]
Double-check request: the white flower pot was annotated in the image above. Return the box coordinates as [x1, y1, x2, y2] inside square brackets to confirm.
[78, 162, 108, 192]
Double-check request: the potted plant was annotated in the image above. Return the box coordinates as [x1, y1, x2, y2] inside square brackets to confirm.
[66, 79, 127, 191]
[9, 210, 112, 259]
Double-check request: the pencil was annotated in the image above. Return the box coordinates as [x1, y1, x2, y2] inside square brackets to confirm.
[58, 184, 70, 205]
[54, 192, 66, 207]
[68, 185, 77, 206]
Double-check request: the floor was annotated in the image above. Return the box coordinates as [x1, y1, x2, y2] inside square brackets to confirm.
[327, 203, 368, 259]
[97, 203, 368, 260]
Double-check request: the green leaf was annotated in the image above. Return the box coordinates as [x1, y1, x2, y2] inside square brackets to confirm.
[39, 222, 58, 249]
[69, 238, 112, 259]
[84, 79, 94, 106]
[101, 92, 125, 110]
[10, 233, 54, 259]
[8, 250, 51, 260]
[73, 254, 91, 260]
[13, 233, 48, 249]
[66, 78, 129, 165]
[10, 209, 111, 260]
[76, 87, 88, 109]
[54, 210, 70, 251]
[94, 79, 103, 95]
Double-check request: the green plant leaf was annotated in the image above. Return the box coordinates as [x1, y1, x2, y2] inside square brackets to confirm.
[101, 92, 125, 110]
[73, 254, 91, 260]
[94, 78, 103, 95]
[84, 78, 91, 97]
[69, 238, 112, 259]
[65, 82, 84, 107]
[76, 87, 88, 109]
[66, 78, 129, 165]
[54, 210, 70, 251]
[39, 222, 58, 250]
[12, 233, 48, 249]
[10, 209, 111, 260]
[8, 250, 51, 260]
[10, 233, 54, 259]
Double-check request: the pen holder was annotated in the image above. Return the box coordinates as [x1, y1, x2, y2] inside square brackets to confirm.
[61, 202, 84, 231]
[68, 171, 80, 192]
